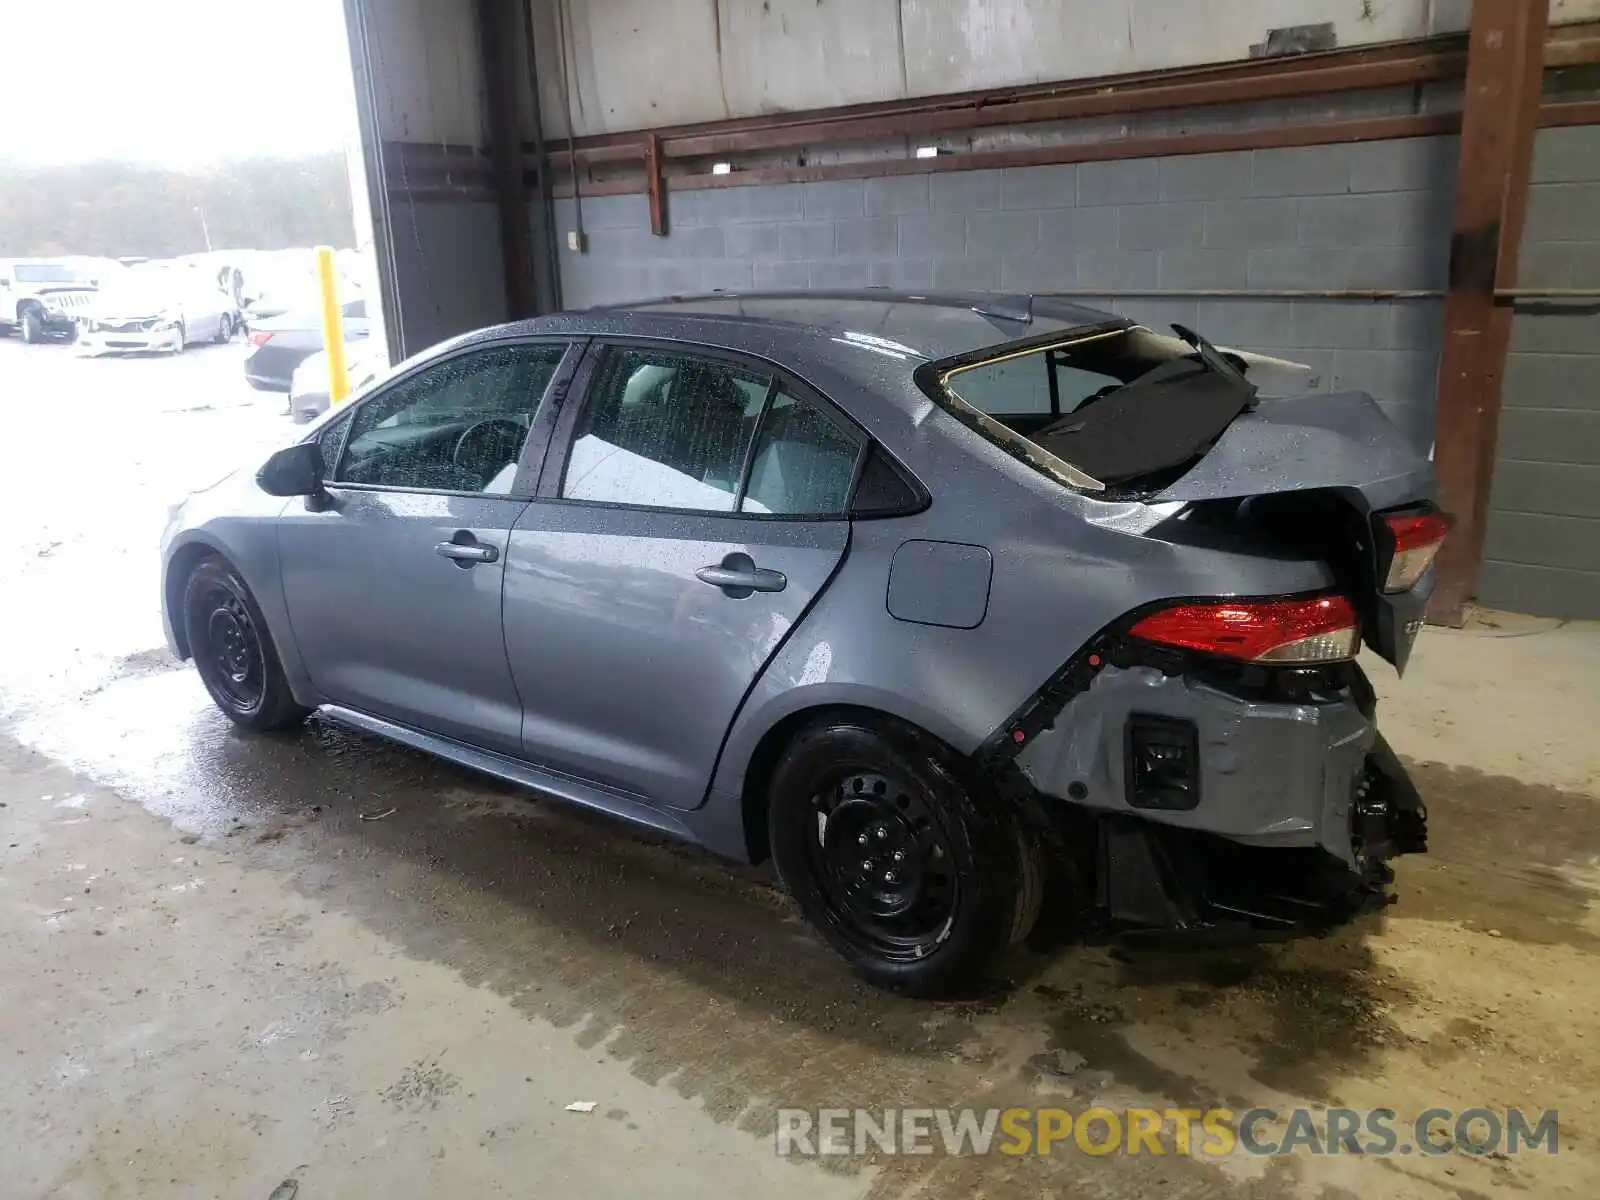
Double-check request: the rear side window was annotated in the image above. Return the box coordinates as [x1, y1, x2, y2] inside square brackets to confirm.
[561, 347, 864, 517]
[562, 348, 770, 511]
[742, 387, 861, 516]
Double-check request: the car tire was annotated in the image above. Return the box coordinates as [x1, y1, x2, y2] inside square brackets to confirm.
[768, 716, 1034, 996]
[215, 313, 233, 344]
[20, 308, 43, 344]
[182, 556, 309, 732]
[171, 323, 186, 353]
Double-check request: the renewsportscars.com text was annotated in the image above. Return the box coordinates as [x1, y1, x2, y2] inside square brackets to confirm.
[775, 1106, 1559, 1158]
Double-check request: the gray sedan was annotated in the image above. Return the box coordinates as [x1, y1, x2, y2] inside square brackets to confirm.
[160, 292, 1444, 994]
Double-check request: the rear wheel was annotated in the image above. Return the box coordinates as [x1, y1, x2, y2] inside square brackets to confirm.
[768, 716, 1034, 996]
[182, 557, 309, 731]
[214, 313, 233, 343]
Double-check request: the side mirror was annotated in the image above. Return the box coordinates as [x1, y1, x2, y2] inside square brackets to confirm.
[256, 441, 326, 498]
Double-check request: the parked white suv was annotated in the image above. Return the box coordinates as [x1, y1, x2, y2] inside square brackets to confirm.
[0, 260, 98, 343]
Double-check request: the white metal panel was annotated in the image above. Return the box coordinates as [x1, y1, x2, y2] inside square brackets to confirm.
[533, 0, 727, 138]
[526, 0, 1600, 139]
[900, 0, 1437, 94]
[717, 0, 908, 119]
[366, 0, 483, 144]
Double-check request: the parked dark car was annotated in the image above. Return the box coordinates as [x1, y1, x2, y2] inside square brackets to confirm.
[161, 292, 1444, 995]
[244, 297, 369, 391]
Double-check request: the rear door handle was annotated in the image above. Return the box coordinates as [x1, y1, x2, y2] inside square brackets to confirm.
[436, 537, 498, 565]
[696, 553, 787, 597]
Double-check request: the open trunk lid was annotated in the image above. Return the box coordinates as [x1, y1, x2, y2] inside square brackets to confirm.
[920, 322, 1441, 672]
[1152, 391, 1438, 672]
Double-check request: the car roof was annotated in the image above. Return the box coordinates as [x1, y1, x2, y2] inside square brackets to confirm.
[501, 290, 1127, 371]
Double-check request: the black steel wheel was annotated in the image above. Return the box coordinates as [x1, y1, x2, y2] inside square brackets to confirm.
[769, 716, 1032, 996]
[182, 556, 309, 731]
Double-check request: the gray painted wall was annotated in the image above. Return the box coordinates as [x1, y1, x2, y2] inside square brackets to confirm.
[1479, 126, 1600, 620]
[387, 200, 508, 357]
[555, 136, 1457, 449]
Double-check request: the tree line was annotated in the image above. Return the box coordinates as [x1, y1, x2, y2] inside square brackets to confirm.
[0, 154, 357, 259]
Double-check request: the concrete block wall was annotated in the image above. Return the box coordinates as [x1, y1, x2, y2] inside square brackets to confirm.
[554, 136, 1457, 448]
[1478, 125, 1600, 620]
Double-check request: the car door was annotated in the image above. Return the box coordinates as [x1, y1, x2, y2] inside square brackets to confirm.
[503, 341, 866, 810]
[276, 338, 581, 754]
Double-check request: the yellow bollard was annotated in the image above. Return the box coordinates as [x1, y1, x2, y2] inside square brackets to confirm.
[315, 245, 350, 406]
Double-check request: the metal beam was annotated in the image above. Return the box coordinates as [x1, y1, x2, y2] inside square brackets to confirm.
[1429, 0, 1549, 625]
[644, 134, 668, 237]
[475, 0, 538, 319]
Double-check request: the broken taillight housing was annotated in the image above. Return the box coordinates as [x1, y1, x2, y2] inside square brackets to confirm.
[1129, 594, 1360, 664]
[1381, 510, 1451, 593]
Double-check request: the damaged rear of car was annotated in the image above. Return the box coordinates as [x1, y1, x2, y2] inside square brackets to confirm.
[920, 314, 1445, 947]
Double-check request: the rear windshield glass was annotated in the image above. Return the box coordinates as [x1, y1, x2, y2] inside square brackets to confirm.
[932, 327, 1311, 494]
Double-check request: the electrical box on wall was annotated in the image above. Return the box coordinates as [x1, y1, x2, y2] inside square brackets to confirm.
[567, 230, 587, 253]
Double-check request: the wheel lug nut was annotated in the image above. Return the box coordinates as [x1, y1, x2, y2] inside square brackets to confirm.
[884, 871, 898, 884]
[875, 826, 887, 840]
[857, 833, 868, 846]
[892, 850, 905, 863]
[860, 860, 873, 873]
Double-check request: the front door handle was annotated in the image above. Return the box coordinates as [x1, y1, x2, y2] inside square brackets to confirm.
[436, 536, 498, 565]
[696, 552, 787, 598]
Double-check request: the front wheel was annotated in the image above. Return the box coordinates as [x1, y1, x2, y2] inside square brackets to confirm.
[214, 313, 234, 343]
[169, 322, 186, 353]
[182, 557, 309, 731]
[20, 309, 43, 343]
[768, 717, 1035, 996]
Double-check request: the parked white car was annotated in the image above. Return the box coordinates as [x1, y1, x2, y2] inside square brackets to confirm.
[288, 342, 384, 423]
[78, 265, 239, 355]
[0, 259, 98, 342]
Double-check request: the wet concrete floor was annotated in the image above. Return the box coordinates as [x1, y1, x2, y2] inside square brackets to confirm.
[2, 338, 1598, 1197]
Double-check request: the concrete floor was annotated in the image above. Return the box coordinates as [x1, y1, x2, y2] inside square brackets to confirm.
[2, 336, 1598, 1198]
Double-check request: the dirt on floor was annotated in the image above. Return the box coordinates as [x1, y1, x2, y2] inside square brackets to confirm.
[3, 674, 1598, 1198]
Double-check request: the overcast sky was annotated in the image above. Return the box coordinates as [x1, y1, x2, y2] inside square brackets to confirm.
[0, 0, 358, 164]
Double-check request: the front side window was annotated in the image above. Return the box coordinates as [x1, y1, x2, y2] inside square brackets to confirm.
[333, 343, 566, 493]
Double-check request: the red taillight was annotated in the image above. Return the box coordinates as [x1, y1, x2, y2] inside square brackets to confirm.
[248, 331, 273, 347]
[1381, 510, 1451, 593]
[1129, 594, 1359, 664]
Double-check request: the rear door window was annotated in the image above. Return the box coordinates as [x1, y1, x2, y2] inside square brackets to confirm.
[559, 346, 865, 516]
[561, 348, 770, 512]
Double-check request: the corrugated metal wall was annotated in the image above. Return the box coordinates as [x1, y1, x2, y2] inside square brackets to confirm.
[527, 0, 1600, 138]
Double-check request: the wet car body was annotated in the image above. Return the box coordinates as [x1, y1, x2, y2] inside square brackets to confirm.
[160, 292, 1442, 993]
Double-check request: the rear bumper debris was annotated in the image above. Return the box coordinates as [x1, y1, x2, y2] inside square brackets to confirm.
[1005, 662, 1425, 939]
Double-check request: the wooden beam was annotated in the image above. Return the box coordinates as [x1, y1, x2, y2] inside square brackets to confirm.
[644, 133, 667, 237]
[1429, 0, 1549, 625]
